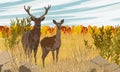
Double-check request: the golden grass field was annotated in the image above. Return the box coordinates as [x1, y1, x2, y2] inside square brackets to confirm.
[0, 33, 101, 72]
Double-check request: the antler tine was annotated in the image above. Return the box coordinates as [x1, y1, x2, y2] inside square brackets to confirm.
[44, 5, 51, 10]
[24, 5, 35, 18]
[40, 5, 51, 18]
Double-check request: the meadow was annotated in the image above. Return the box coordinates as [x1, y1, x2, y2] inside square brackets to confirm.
[0, 32, 99, 72]
[0, 18, 120, 72]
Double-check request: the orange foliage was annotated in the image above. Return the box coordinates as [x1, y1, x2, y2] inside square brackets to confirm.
[0, 26, 10, 37]
[81, 26, 88, 34]
[0, 25, 117, 37]
[0, 26, 5, 32]
[61, 25, 71, 34]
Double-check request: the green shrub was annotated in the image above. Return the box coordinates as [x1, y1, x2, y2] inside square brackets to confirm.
[111, 26, 120, 65]
[2, 17, 31, 51]
[91, 26, 120, 65]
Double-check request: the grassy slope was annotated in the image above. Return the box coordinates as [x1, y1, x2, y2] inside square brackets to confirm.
[0, 34, 99, 72]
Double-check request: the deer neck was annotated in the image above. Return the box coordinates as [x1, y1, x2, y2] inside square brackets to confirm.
[55, 29, 61, 41]
[34, 25, 40, 31]
[31, 26, 40, 37]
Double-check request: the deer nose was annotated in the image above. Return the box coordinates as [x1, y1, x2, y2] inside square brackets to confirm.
[37, 24, 40, 27]
[58, 27, 60, 29]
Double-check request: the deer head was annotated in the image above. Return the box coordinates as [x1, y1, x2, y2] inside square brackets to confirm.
[24, 5, 51, 28]
[53, 19, 64, 29]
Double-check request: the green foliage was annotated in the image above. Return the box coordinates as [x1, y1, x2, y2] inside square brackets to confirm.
[10, 17, 31, 35]
[2, 17, 31, 50]
[91, 26, 120, 65]
[111, 26, 120, 65]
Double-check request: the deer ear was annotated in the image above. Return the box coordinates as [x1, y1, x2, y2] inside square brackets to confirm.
[53, 19, 57, 24]
[60, 19, 64, 24]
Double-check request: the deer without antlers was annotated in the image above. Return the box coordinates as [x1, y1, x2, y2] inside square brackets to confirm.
[41, 19, 64, 67]
[22, 5, 51, 64]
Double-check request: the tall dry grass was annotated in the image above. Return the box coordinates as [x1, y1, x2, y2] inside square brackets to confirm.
[0, 33, 99, 72]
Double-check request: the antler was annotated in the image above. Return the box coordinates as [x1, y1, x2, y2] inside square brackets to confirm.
[40, 5, 51, 18]
[24, 5, 35, 19]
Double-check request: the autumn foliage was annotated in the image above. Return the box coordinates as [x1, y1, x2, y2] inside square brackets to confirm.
[0, 25, 116, 37]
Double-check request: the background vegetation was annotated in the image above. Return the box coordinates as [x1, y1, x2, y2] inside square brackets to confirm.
[0, 18, 120, 71]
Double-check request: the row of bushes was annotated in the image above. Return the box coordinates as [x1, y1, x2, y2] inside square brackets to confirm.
[91, 26, 120, 65]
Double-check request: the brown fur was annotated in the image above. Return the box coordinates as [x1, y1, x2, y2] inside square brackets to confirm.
[40, 19, 64, 67]
[22, 5, 51, 64]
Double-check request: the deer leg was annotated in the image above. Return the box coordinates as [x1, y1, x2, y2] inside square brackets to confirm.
[24, 49, 27, 62]
[34, 48, 38, 64]
[23, 45, 28, 62]
[24, 52, 28, 62]
[33, 41, 39, 64]
[52, 51, 55, 61]
[56, 48, 59, 62]
[28, 49, 32, 62]
[42, 49, 49, 67]
[25, 48, 29, 62]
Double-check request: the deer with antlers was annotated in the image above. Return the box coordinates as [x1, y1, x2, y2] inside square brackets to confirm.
[22, 5, 51, 64]
[41, 19, 64, 67]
